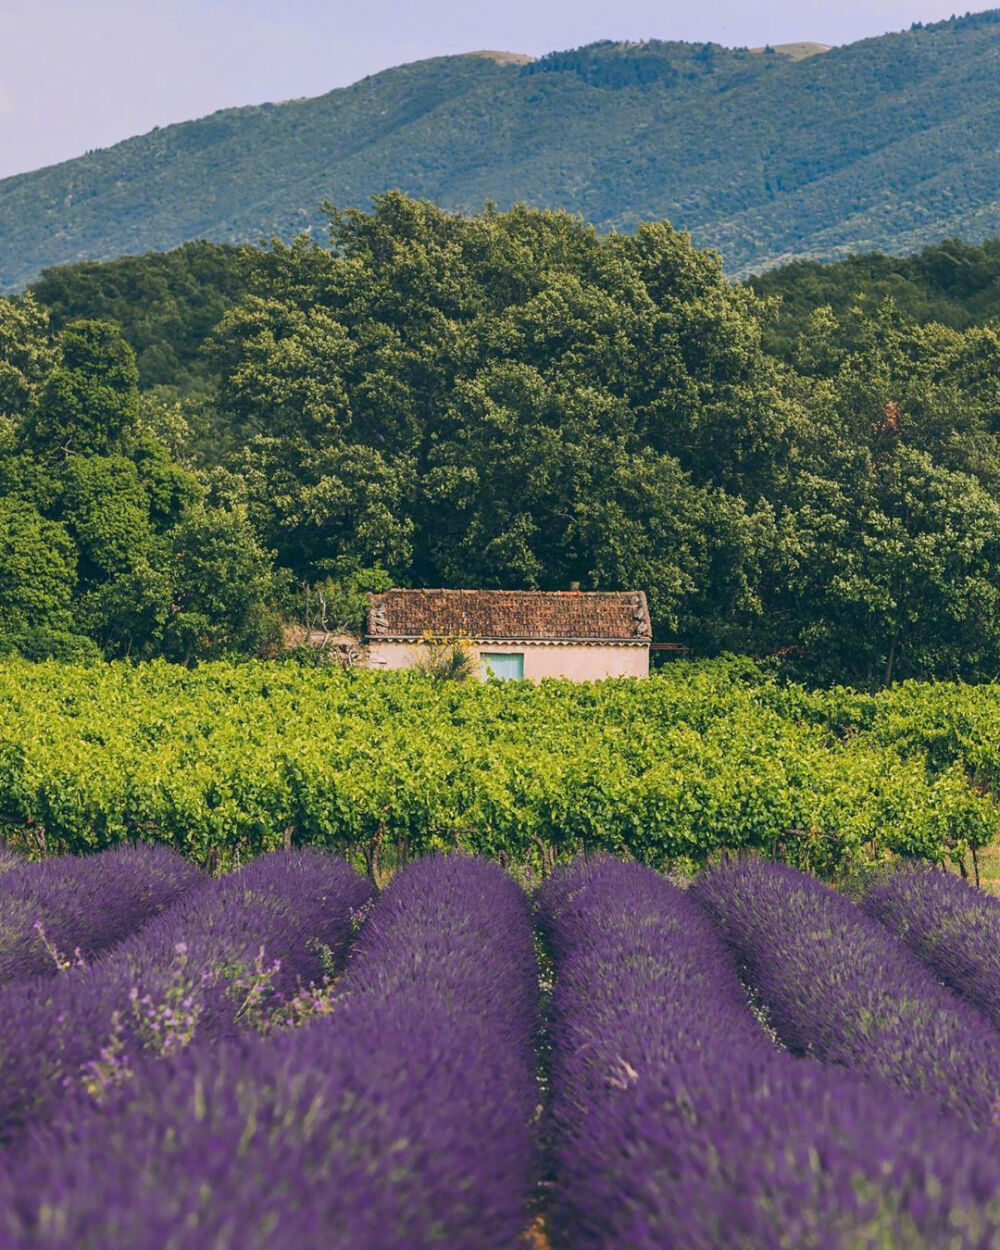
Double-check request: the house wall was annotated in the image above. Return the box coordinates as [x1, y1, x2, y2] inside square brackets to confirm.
[366, 640, 649, 680]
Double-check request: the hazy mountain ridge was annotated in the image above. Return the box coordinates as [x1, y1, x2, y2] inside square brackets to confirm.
[1, 10, 999, 288]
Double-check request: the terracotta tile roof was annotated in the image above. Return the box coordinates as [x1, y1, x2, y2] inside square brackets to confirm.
[366, 589, 651, 642]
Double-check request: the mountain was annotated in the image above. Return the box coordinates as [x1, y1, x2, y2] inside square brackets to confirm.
[2, 12, 1000, 289]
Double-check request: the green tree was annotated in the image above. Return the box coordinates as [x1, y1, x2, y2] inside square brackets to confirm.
[0, 294, 55, 420]
[773, 448, 1000, 683]
[210, 298, 355, 445]
[20, 320, 140, 457]
[0, 498, 76, 632]
[233, 437, 414, 582]
[160, 507, 280, 664]
[215, 196, 791, 635]
[573, 448, 765, 649]
[0, 310, 279, 664]
[60, 455, 154, 580]
[0, 497, 98, 660]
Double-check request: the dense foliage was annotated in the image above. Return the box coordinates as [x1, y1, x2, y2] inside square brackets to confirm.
[53, 229, 1000, 410]
[30, 242, 247, 396]
[766, 676, 1000, 812]
[0, 659, 995, 875]
[0, 854, 539, 1248]
[4, 14, 1000, 287]
[538, 857, 1000, 1247]
[7, 196, 1000, 680]
[753, 235, 1000, 356]
[0, 307, 280, 661]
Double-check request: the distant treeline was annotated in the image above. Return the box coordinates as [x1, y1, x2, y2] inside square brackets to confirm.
[4, 198, 1000, 683]
[752, 236, 1000, 355]
[32, 241, 248, 397]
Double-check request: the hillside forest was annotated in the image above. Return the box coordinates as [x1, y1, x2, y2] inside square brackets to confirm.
[6, 196, 1000, 684]
[4, 12, 1000, 288]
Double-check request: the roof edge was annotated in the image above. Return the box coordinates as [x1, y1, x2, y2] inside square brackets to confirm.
[363, 635, 650, 647]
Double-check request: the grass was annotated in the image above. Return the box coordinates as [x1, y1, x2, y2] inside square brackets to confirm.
[751, 42, 833, 61]
[947, 840, 1000, 895]
[971, 840, 1000, 895]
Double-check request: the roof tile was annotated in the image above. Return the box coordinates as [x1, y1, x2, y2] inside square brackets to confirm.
[366, 589, 651, 642]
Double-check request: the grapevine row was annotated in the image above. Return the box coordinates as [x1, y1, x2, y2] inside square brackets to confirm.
[0, 658, 994, 873]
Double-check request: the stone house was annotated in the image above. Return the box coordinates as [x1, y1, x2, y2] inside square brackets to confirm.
[364, 589, 651, 680]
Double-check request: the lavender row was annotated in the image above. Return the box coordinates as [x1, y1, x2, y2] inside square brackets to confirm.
[693, 857, 1000, 1126]
[539, 857, 1000, 1248]
[0, 848, 373, 1143]
[536, 857, 770, 1247]
[862, 865, 1000, 1031]
[0, 844, 203, 983]
[0, 855, 540, 1249]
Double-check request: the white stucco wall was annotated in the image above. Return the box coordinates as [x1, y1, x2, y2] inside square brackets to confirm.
[366, 640, 649, 680]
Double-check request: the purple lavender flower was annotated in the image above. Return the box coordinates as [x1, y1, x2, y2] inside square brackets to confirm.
[0, 849, 373, 1143]
[0, 855, 540, 1249]
[0, 843, 203, 983]
[693, 857, 1000, 1126]
[862, 864, 1000, 1031]
[540, 856, 1000, 1248]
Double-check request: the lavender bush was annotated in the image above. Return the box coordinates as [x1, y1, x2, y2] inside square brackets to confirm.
[0, 855, 540, 1249]
[539, 856, 1000, 1248]
[693, 857, 1000, 1126]
[862, 865, 1000, 1031]
[0, 849, 373, 1142]
[0, 844, 203, 983]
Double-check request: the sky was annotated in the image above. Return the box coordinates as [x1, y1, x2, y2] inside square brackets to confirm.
[0, 0, 995, 180]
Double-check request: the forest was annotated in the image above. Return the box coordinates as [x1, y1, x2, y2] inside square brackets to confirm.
[5, 197, 1000, 684]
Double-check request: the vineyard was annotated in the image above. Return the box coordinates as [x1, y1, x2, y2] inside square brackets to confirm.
[0, 658, 999, 878]
[0, 844, 997, 1246]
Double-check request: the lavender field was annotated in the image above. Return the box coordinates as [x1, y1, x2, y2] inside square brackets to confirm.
[0, 846, 998, 1247]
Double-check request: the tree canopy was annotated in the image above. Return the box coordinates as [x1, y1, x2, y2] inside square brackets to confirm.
[0, 308, 279, 663]
[6, 196, 1000, 683]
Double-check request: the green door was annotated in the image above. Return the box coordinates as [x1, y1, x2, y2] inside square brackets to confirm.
[482, 652, 524, 680]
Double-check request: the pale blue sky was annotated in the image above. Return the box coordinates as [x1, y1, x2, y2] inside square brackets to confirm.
[0, 1, 994, 179]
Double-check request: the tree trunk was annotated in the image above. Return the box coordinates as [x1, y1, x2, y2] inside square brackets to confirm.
[883, 637, 898, 687]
